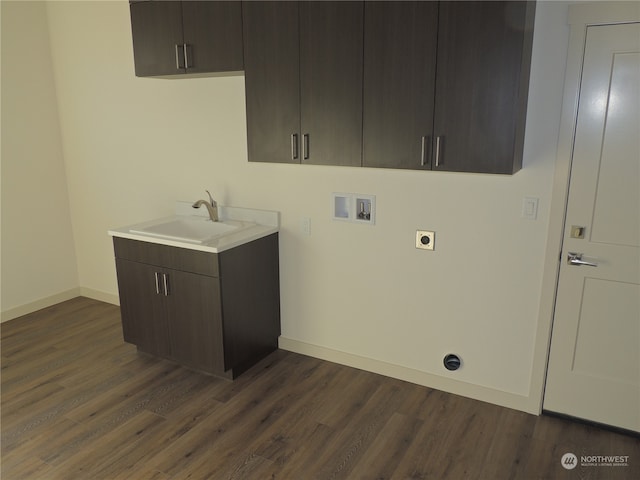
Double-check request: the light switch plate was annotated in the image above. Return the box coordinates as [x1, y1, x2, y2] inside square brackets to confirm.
[522, 197, 539, 220]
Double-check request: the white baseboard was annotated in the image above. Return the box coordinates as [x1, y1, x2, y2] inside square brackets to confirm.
[1, 288, 120, 323]
[79, 287, 119, 306]
[1, 288, 81, 323]
[278, 336, 537, 415]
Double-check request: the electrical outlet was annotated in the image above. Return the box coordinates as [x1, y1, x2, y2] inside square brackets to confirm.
[300, 217, 311, 236]
[416, 230, 435, 250]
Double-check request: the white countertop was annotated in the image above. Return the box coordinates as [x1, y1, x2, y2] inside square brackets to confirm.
[108, 203, 279, 253]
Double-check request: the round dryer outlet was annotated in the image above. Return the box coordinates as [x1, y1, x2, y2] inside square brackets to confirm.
[416, 230, 435, 250]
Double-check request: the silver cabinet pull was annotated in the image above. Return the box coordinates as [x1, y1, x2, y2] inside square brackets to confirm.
[154, 272, 161, 295]
[162, 273, 170, 296]
[567, 252, 598, 267]
[291, 133, 299, 160]
[176, 44, 182, 70]
[183, 44, 190, 69]
[175, 44, 190, 69]
[420, 136, 428, 166]
[303, 134, 309, 160]
[434, 136, 442, 167]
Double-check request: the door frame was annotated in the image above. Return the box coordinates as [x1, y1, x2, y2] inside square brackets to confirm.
[529, 1, 640, 415]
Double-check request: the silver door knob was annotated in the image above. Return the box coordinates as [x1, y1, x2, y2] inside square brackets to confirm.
[567, 252, 598, 267]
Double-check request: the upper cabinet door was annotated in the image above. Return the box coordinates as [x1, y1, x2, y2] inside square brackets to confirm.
[362, 1, 438, 169]
[242, 1, 301, 164]
[130, 1, 243, 77]
[181, 1, 243, 74]
[433, 1, 535, 174]
[130, 1, 184, 77]
[299, 1, 364, 167]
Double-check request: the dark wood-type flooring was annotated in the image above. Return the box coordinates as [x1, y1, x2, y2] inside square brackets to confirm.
[2, 297, 638, 479]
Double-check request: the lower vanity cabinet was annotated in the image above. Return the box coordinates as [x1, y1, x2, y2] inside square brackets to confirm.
[112, 234, 280, 379]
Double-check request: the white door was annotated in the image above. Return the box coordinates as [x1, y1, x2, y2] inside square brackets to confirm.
[544, 22, 640, 432]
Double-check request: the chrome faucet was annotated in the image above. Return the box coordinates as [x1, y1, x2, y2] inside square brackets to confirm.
[192, 190, 218, 222]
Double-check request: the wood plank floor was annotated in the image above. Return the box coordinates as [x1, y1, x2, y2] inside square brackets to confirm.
[1, 297, 638, 479]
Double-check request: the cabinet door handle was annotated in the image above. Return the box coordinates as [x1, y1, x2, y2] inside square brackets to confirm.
[162, 273, 170, 296]
[291, 133, 299, 160]
[420, 136, 429, 167]
[434, 136, 443, 168]
[175, 44, 185, 69]
[154, 272, 161, 295]
[183, 44, 191, 69]
[303, 134, 309, 160]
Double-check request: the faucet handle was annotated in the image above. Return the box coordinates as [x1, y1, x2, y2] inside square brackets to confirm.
[205, 190, 215, 205]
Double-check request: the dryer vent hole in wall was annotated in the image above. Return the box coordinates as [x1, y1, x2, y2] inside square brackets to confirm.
[444, 353, 462, 371]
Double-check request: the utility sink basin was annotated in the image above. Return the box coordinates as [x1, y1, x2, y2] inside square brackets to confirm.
[109, 202, 280, 253]
[129, 217, 240, 244]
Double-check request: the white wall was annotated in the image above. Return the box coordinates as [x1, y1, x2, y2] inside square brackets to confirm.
[1, 1, 79, 320]
[4, 0, 570, 411]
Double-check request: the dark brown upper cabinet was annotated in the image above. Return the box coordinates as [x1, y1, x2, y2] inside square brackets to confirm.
[433, 1, 535, 174]
[129, 1, 243, 77]
[242, 1, 300, 164]
[363, 1, 535, 174]
[299, 2, 363, 167]
[243, 1, 363, 166]
[362, 1, 439, 170]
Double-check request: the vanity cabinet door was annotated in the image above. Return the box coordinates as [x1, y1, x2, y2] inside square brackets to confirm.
[115, 259, 170, 357]
[165, 269, 226, 374]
